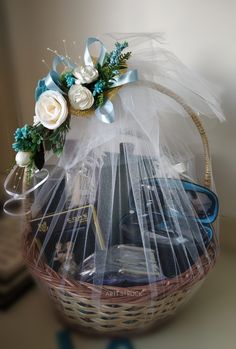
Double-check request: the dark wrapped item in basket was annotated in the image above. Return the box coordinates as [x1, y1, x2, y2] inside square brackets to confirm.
[30, 204, 104, 273]
[79, 244, 164, 286]
[120, 212, 213, 277]
[98, 143, 156, 246]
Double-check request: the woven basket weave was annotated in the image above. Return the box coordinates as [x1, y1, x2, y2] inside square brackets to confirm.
[22, 82, 218, 335]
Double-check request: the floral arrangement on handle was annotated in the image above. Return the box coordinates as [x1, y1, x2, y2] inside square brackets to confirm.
[12, 38, 138, 174]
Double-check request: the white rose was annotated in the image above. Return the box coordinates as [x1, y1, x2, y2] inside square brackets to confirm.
[35, 90, 68, 130]
[15, 151, 31, 167]
[68, 85, 94, 110]
[73, 65, 99, 84]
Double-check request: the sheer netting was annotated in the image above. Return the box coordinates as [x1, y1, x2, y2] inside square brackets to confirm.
[25, 34, 223, 313]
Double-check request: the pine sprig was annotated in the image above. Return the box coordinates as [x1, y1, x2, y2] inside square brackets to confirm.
[118, 52, 132, 68]
[95, 93, 105, 108]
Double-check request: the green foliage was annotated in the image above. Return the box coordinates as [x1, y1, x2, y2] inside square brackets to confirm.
[118, 52, 132, 68]
[46, 117, 70, 156]
[30, 125, 44, 153]
[95, 93, 105, 108]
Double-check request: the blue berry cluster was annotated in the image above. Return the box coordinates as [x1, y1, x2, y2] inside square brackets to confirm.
[109, 41, 128, 66]
[35, 79, 48, 101]
[12, 125, 32, 152]
[65, 73, 75, 88]
[93, 80, 106, 96]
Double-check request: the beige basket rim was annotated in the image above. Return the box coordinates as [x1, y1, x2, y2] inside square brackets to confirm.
[23, 230, 217, 305]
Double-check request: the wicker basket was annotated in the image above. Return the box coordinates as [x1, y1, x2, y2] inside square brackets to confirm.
[22, 82, 218, 335]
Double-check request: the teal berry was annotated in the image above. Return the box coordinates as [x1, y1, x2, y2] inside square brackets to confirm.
[13, 125, 33, 152]
[14, 125, 30, 142]
[21, 125, 30, 138]
[65, 73, 75, 88]
[93, 80, 106, 96]
[35, 79, 48, 101]
[12, 142, 21, 152]
[14, 129, 23, 142]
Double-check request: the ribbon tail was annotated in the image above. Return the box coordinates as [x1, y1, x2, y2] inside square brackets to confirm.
[95, 69, 138, 124]
[95, 100, 115, 124]
[110, 69, 138, 88]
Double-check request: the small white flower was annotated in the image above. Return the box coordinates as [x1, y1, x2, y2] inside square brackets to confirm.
[73, 65, 99, 84]
[35, 90, 68, 130]
[15, 151, 31, 167]
[68, 85, 94, 111]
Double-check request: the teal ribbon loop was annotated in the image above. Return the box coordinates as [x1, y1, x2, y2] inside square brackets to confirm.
[84, 37, 107, 66]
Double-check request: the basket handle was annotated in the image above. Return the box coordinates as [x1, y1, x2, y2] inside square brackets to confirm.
[148, 82, 212, 188]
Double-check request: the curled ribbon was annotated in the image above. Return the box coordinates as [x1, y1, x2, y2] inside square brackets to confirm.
[3, 166, 49, 217]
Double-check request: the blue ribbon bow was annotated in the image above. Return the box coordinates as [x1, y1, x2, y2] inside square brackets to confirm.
[38, 37, 138, 123]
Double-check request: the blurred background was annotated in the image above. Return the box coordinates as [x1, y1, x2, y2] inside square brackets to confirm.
[0, 0, 235, 348]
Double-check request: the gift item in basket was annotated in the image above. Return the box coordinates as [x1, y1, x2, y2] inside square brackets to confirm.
[54, 241, 77, 278]
[138, 178, 219, 224]
[67, 148, 103, 208]
[30, 205, 104, 275]
[98, 142, 156, 246]
[4, 34, 225, 334]
[120, 213, 213, 277]
[80, 244, 163, 286]
[119, 175, 218, 277]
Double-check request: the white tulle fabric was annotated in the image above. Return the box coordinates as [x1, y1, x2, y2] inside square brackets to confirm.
[30, 34, 224, 303]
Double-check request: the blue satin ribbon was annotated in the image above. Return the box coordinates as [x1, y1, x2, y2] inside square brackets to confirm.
[95, 99, 115, 123]
[110, 69, 138, 88]
[84, 37, 107, 66]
